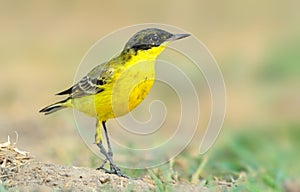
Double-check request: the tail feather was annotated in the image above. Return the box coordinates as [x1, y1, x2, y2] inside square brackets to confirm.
[39, 98, 70, 115]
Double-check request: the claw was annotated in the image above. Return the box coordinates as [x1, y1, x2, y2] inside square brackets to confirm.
[96, 158, 108, 170]
[109, 163, 129, 178]
[105, 169, 129, 178]
[96, 166, 110, 173]
[97, 163, 129, 178]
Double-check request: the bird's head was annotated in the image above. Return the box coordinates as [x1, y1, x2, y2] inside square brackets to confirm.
[124, 28, 190, 52]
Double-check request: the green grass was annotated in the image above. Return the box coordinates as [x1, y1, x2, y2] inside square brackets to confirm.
[0, 184, 8, 192]
[120, 123, 300, 191]
[204, 124, 300, 191]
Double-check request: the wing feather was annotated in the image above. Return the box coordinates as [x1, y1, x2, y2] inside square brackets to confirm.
[56, 63, 114, 98]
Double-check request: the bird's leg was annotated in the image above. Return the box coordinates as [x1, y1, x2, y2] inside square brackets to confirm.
[96, 141, 110, 172]
[101, 121, 128, 178]
[95, 121, 109, 171]
[102, 122, 113, 162]
[95, 120, 128, 178]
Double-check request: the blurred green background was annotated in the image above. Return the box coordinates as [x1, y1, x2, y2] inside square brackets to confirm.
[1, 0, 299, 190]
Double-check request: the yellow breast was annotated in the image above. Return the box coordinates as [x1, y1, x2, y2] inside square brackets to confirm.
[108, 48, 160, 119]
[73, 45, 166, 121]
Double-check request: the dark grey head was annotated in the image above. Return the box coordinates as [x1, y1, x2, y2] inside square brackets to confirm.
[124, 28, 190, 51]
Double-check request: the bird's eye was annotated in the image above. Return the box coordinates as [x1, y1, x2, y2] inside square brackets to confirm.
[150, 34, 159, 44]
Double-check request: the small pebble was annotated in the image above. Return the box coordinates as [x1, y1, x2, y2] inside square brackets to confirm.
[99, 177, 110, 184]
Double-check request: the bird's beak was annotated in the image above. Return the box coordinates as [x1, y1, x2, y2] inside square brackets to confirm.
[167, 33, 191, 41]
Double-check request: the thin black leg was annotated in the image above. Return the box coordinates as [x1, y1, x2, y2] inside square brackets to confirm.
[96, 141, 108, 171]
[95, 120, 108, 171]
[102, 121, 113, 160]
[95, 121, 128, 178]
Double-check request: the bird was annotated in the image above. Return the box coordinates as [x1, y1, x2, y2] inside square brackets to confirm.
[39, 28, 190, 177]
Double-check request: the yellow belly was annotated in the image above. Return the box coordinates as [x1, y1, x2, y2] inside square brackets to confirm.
[72, 45, 166, 121]
[72, 61, 155, 121]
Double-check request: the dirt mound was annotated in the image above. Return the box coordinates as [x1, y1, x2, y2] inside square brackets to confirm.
[0, 137, 204, 191]
[6, 161, 156, 191]
[0, 137, 156, 191]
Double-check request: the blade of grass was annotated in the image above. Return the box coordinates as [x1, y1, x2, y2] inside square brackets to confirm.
[191, 156, 208, 184]
[148, 169, 164, 192]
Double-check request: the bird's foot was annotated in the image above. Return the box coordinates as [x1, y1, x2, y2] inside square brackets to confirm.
[96, 160, 129, 178]
[106, 165, 129, 178]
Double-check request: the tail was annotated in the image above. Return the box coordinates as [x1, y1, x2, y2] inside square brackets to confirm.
[39, 98, 71, 115]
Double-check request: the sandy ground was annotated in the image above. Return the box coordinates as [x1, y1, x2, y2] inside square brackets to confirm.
[0, 138, 205, 192]
[4, 160, 156, 191]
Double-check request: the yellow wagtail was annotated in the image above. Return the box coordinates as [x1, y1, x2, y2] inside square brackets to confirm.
[40, 28, 190, 177]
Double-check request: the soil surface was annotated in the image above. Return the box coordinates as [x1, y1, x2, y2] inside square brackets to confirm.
[0, 138, 203, 191]
[4, 160, 156, 191]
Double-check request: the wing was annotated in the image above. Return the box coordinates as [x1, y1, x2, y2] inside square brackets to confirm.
[57, 63, 114, 98]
